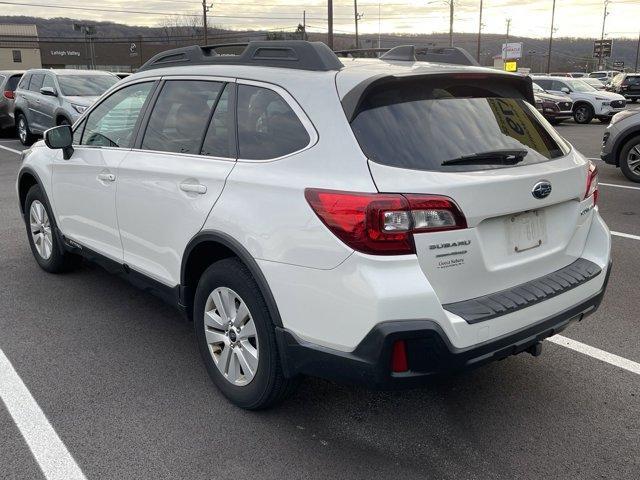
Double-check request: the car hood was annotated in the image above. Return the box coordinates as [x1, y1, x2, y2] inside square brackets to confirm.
[588, 91, 626, 101]
[535, 92, 571, 103]
[63, 96, 99, 107]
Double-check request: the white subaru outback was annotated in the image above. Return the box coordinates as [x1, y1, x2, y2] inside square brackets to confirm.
[17, 42, 611, 409]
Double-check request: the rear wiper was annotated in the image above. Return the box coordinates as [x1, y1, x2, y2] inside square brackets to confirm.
[441, 149, 528, 166]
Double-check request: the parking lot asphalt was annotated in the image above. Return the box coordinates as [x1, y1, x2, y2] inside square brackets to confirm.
[1, 114, 639, 480]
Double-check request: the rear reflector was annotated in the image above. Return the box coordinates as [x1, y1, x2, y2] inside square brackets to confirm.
[391, 340, 409, 373]
[3, 90, 14, 99]
[304, 189, 466, 255]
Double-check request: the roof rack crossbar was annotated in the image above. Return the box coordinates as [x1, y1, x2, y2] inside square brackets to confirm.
[138, 41, 344, 72]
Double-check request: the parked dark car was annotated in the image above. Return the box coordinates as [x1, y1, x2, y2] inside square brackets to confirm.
[0, 70, 23, 133]
[532, 82, 574, 125]
[608, 73, 640, 103]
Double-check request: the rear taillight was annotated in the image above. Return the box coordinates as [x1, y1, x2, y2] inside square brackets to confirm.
[304, 189, 467, 255]
[3, 90, 14, 99]
[585, 161, 599, 205]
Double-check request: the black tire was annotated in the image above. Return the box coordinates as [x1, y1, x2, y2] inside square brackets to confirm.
[194, 258, 297, 409]
[598, 116, 612, 124]
[548, 118, 563, 126]
[57, 117, 71, 126]
[16, 113, 36, 146]
[630, 99, 638, 104]
[619, 135, 640, 183]
[23, 185, 81, 273]
[573, 104, 594, 124]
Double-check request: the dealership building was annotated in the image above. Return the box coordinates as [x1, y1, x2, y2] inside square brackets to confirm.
[0, 24, 42, 70]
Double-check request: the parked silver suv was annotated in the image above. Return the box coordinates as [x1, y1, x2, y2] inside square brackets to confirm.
[14, 69, 118, 145]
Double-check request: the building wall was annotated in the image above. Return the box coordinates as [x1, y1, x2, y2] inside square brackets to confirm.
[0, 48, 41, 69]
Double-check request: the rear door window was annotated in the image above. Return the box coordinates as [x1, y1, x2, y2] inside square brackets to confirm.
[534, 79, 552, 90]
[350, 76, 569, 172]
[29, 74, 44, 92]
[237, 85, 310, 160]
[141, 80, 224, 155]
[201, 85, 235, 158]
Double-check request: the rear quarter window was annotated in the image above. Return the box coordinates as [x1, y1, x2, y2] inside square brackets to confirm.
[237, 85, 310, 160]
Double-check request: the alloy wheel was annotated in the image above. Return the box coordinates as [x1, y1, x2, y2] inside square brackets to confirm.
[575, 107, 589, 123]
[29, 200, 53, 260]
[18, 118, 27, 144]
[626, 143, 640, 176]
[203, 287, 259, 386]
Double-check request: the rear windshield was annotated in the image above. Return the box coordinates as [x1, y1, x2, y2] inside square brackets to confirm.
[58, 75, 118, 97]
[350, 77, 569, 172]
[7, 75, 21, 91]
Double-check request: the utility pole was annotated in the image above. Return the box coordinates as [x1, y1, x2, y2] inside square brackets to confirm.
[303, 10, 306, 40]
[328, 0, 334, 49]
[202, 0, 211, 45]
[378, 3, 381, 48]
[598, 0, 609, 70]
[505, 18, 511, 43]
[354, 0, 360, 49]
[448, 0, 454, 47]
[546, 0, 556, 74]
[476, 0, 483, 63]
[635, 31, 639, 72]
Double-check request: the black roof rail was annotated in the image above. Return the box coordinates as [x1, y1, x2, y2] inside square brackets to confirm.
[335, 45, 479, 67]
[138, 41, 344, 73]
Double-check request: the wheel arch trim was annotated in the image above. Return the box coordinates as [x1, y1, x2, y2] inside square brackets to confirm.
[180, 230, 284, 328]
[612, 126, 640, 167]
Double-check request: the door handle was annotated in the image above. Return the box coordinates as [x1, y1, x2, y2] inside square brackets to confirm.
[179, 182, 207, 194]
[97, 173, 116, 182]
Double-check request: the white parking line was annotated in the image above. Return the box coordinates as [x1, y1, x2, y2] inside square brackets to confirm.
[611, 231, 640, 241]
[0, 144, 22, 154]
[548, 335, 640, 376]
[0, 348, 87, 480]
[600, 182, 640, 191]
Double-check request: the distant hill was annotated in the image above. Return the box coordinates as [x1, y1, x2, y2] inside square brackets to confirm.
[1, 15, 637, 72]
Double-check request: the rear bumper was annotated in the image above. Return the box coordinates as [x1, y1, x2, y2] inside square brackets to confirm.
[277, 261, 611, 389]
[544, 110, 573, 120]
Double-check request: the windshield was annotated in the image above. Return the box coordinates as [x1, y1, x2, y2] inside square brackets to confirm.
[351, 80, 568, 172]
[624, 76, 640, 86]
[532, 83, 544, 93]
[566, 79, 597, 92]
[58, 75, 118, 97]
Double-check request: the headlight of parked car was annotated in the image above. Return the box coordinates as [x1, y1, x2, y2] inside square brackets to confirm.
[72, 104, 88, 114]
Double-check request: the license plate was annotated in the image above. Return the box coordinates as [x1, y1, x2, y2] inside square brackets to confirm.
[507, 210, 546, 253]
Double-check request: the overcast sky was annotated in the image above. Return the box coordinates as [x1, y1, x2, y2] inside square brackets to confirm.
[5, 0, 640, 39]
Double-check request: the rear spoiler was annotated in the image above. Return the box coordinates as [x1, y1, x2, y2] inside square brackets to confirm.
[341, 72, 536, 122]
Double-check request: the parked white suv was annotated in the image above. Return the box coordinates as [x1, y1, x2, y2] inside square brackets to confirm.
[532, 76, 626, 124]
[17, 42, 611, 409]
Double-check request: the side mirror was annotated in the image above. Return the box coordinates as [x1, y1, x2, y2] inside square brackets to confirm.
[40, 87, 57, 97]
[560, 87, 571, 94]
[44, 125, 74, 160]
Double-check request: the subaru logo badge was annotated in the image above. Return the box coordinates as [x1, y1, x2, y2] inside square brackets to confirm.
[532, 181, 552, 199]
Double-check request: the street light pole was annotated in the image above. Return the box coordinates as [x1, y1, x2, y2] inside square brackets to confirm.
[546, 0, 556, 74]
[476, 0, 483, 63]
